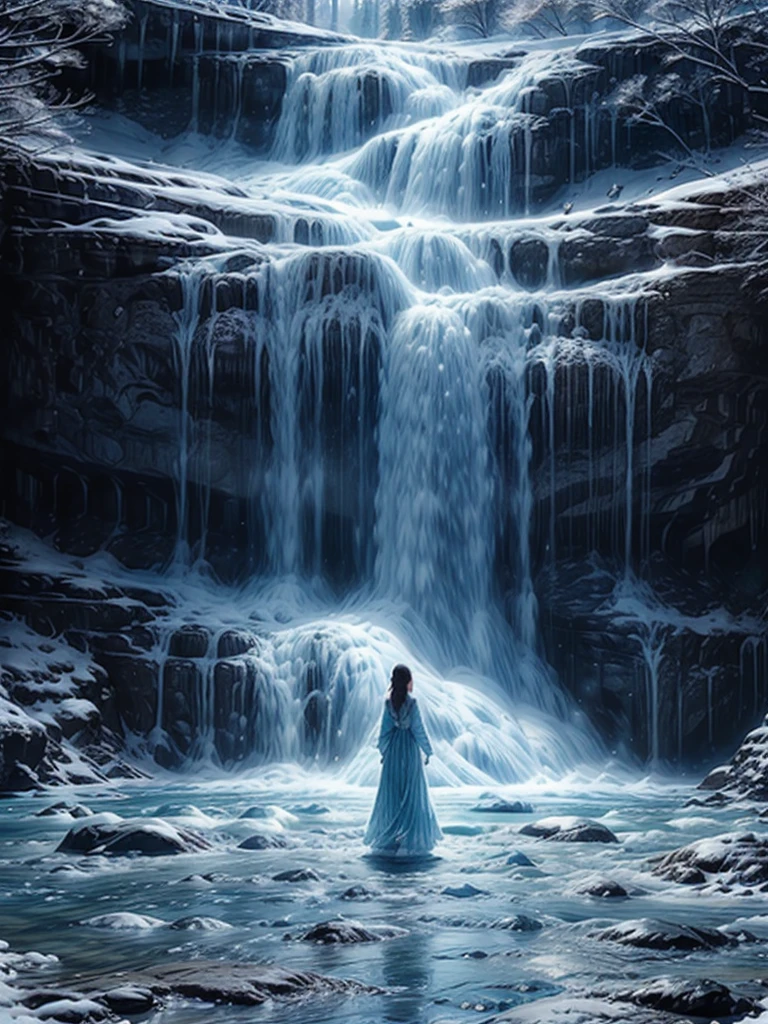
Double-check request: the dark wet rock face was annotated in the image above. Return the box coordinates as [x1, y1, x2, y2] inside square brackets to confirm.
[594, 918, 739, 951]
[520, 817, 619, 843]
[653, 832, 768, 890]
[613, 976, 758, 1017]
[57, 819, 212, 857]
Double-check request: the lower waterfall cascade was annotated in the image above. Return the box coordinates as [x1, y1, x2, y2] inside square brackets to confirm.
[3, 21, 768, 784]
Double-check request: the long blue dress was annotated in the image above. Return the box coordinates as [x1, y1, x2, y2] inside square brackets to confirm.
[364, 695, 442, 855]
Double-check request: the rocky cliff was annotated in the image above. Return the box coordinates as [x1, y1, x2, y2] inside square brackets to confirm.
[1, 0, 767, 786]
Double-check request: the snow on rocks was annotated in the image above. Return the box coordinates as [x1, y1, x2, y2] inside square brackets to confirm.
[490, 914, 543, 931]
[79, 912, 165, 930]
[238, 833, 290, 850]
[593, 918, 748, 951]
[653, 832, 768, 891]
[294, 920, 408, 944]
[35, 802, 93, 819]
[272, 868, 322, 882]
[169, 916, 233, 931]
[471, 795, 534, 814]
[519, 817, 619, 843]
[442, 883, 489, 898]
[575, 877, 628, 898]
[57, 817, 212, 857]
[699, 718, 768, 801]
[612, 976, 758, 1017]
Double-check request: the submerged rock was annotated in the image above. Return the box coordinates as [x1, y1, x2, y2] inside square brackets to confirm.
[576, 878, 628, 898]
[169, 916, 232, 931]
[490, 914, 543, 931]
[296, 920, 407, 944]
[288, 803, 330, 815]
[272, 868, 321, 882]
[504, 851, 536, 867]
[57, 818, 211, 857]
[613, 976, 758, 1017]
[238, 833, 289, 850]
[594, 918, 738, 950]
[99, 987, 158, 1015]
[653, 832, 768, 889]
[36, 802, 93, 819]
[442, 883, 488, 898]
[520, 817, 619, 843]
[340, 884, 378, 900]
[81, 960, 376, 1006]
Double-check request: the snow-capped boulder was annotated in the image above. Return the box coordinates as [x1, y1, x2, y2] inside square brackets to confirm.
[653, 832, 768, 890]
[613, 976, 757, 1017]
[296, 921, 407, 944]
[57, 818, 212, 857]
[520, 817, 619, 843]
[594, 918, 741, 951]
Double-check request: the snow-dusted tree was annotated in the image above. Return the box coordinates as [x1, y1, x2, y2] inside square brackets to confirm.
[403, 0, 443, 38]
[441, 0, 506, 36]
[0, 0, 126, 158]
[504, 0, 593, 37]
[382, 0, 405, 38]
[592, 0, 768, 134]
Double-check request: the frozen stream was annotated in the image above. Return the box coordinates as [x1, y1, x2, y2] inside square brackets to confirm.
[2, 779, 767, 1021]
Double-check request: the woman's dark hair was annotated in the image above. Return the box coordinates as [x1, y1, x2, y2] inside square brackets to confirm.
[389, 664, 412, 712]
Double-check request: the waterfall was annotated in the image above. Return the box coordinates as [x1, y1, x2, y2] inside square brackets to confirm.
[132, 38, 696, 778]
[374, 304, 494, 663]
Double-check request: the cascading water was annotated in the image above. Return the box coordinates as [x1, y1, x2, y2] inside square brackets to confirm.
[145, 37, 705, 778]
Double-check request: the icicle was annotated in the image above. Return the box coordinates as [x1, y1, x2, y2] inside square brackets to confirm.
[136, 14, 148, 92]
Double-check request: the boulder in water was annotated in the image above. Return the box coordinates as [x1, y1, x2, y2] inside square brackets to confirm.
[99, 987, 157, 1015]
[653, 832, 768, 889]
[613, 976, 758, 1017]
[238, 833, 289, 850]
[169, 916, 232, 931]
[340, 884, 378, 900]
[81, 960, 376, 1005]
[442, 883, 488, 898]
[36, 802, 93, 819]
[490, 914, 543, 931]
[296, 920, 407, 944]
[520, 817, 618, 843]
[471, 797, 534, 814]
[272, 868, 321, 882]
[576, 878, 628, 898]
[57, 818, 211, 857]
[79, 913, 165, 930]
[594, 918, 739, 950]
[505, 850, 536, 867]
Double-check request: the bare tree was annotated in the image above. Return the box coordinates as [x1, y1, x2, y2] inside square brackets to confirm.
[0, 0, 126, 158]
[441, 0, 507, 36]
[504, 0, 593, 37]
[591, 0, 768, 132]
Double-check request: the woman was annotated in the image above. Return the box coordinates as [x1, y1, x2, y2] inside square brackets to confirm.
[364, 664, 442, 856]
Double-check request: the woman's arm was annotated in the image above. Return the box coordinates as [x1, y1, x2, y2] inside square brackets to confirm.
[410, 700, 433, 758]
[377, 705, 395, 755]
